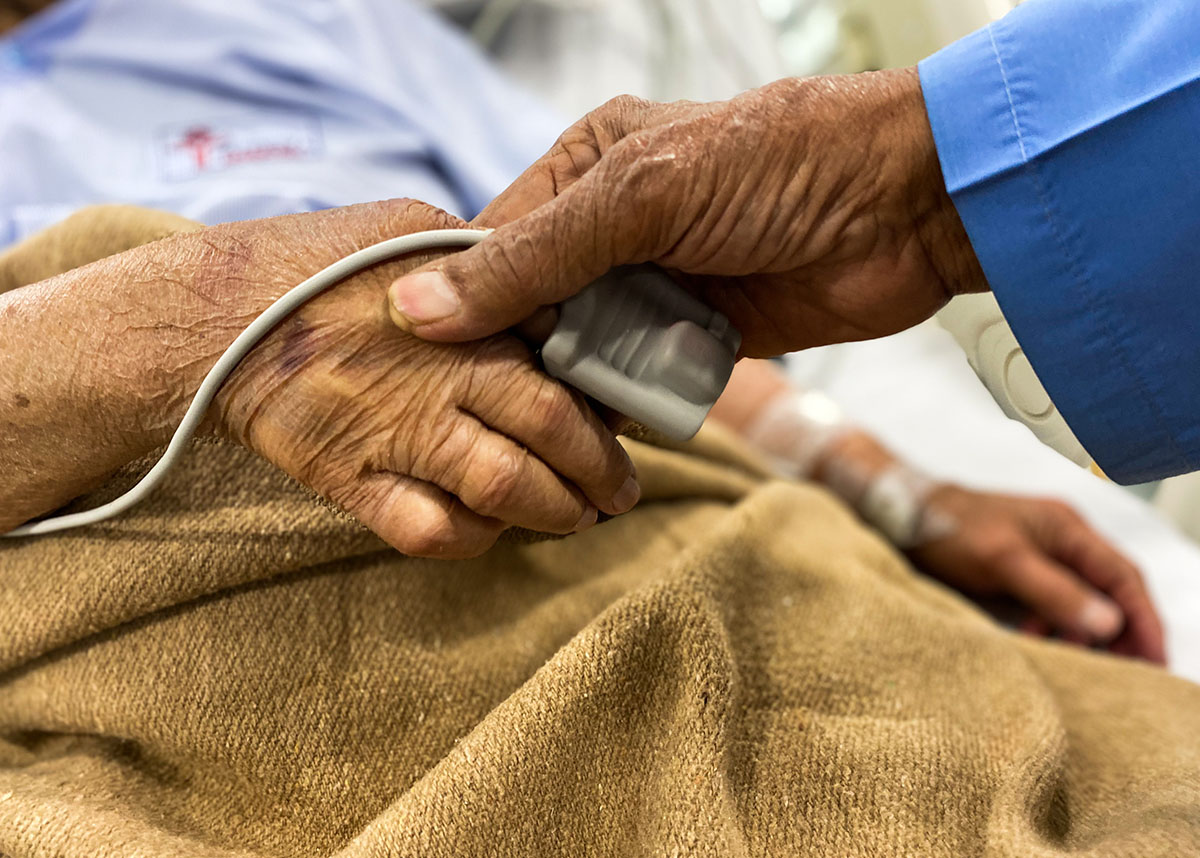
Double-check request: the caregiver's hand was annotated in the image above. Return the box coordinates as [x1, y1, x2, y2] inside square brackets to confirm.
[0, 200, 636, 557]
[387, 67, 987, 357]
[909, 486, 1166, 664]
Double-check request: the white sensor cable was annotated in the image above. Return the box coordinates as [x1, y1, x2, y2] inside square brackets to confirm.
[3, 227, 490, 538]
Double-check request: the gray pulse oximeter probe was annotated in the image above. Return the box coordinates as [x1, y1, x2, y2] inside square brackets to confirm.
[541, 266, 742, 441]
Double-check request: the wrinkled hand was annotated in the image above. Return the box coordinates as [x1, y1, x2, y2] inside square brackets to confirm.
[386, 68, 986, 357]
[910, 486, 1165, 664]
[198, 201, 638, 558]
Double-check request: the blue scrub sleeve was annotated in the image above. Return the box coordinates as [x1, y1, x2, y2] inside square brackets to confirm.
[918, 0, 1200, 484]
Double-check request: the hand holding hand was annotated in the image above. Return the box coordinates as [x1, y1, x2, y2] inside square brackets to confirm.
[203, 202, 638, 557]
[388, 68, 986, 357]
[1, 201, 637, 556]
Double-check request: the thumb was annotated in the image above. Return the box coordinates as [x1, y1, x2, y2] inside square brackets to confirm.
[387, 172, 624, 342]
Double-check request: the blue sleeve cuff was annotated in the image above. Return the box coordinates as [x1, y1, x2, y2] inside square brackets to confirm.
[918, 4, 1200, 483]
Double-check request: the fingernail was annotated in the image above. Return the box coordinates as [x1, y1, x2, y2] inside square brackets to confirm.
[611, 476, 641, 515]
[390, 271, 459, 325]
[574, 505, 598, 532]
[1078, 596, 1124, 641]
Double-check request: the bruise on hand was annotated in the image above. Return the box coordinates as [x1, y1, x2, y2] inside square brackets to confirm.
[279, 317, 315, 376]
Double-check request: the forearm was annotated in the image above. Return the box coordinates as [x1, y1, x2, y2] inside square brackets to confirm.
[0, 232, 270, 530]
[0, 200, 491, 534]
[712, 359, 898, 482]
[712, 359, 944, 544]
[707, 358, 790, 433]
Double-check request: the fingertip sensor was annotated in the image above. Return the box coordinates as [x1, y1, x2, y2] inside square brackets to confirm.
[541, 266, 741, 441]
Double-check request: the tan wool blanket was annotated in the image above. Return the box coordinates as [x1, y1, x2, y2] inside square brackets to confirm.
[1, 208, 1198, 857]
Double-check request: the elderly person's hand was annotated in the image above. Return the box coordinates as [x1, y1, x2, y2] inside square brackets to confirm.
[1, 200, 637, 557]
[385, 68, 986, 357]
[909, 486, 1165, 664]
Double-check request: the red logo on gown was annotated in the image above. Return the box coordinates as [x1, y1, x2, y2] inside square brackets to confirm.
[175, 127, 225, 170]
[158, 115, 321, 181]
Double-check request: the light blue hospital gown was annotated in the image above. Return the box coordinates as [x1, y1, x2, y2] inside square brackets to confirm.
[0, 0, 564, 248]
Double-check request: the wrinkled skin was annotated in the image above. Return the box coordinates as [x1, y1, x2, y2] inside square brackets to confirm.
[207, 203, 641, 557]
[911, 486, 1166, 664]
[0, 200, 637, 557]
[388, 68, 987, 356]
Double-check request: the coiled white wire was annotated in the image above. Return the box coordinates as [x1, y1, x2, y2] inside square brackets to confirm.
[4, 227, 490, 538]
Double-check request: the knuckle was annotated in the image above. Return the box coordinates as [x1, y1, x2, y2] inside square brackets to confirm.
[528, 379, 579, 434]
[470, 447, 525, 514]
[593, 93, 651, 123]
[384, 197, 466, 232]
[401, 516, 466, 558]
[601, 132, 683, 204]
[475, 233, 531, 291]
[465, 338, 531, 395]
[418, 417, 466, 477]
[546, 137, 600, 194]
[390, 490, 502, 560]
[550, 94, 657, 189]
[341, 197, 467, 235]
[459, 341, 530, 414]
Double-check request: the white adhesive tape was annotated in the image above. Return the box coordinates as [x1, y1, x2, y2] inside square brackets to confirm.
[744, 389, 850, 479]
